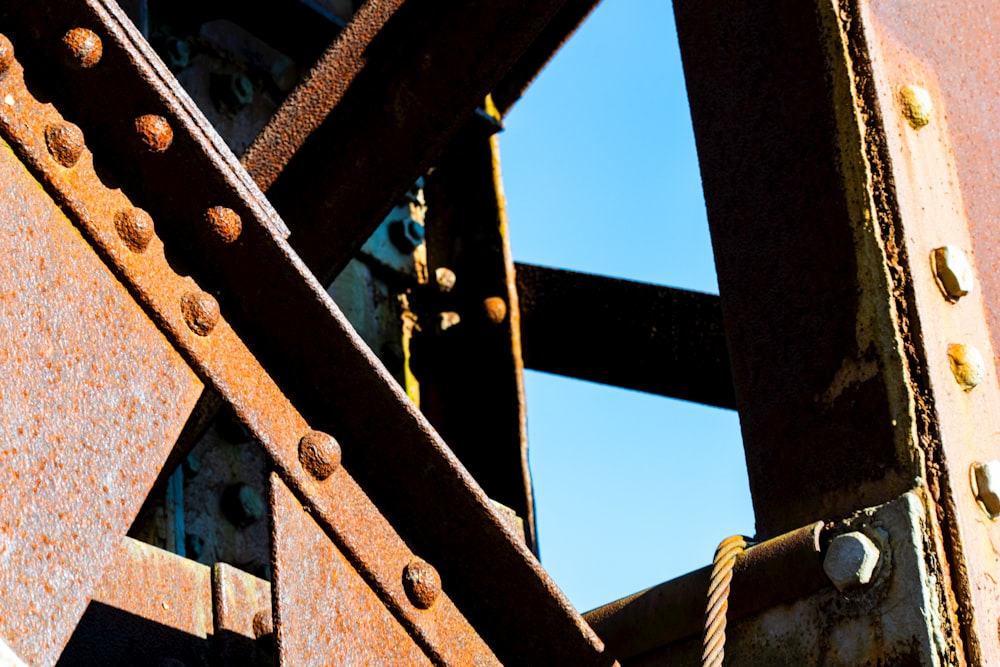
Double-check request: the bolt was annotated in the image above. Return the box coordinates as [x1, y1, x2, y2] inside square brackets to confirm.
[211, 72, 254, 112]
[252, 608, 273, 638]
[204, 206, 242, 243]
[185, 533, 205, 559]
[932, 246, 974, 299]
[402, 558, 441, 609]
[482, 296, 508, 324]
[0, 34, 14, 79]
[298, 430, 342, 481]
[45, 122, 85, 168]
[135, 114, 173, 152]
[435, 267, 457, 293]
[163, 37, 191, 71]
[899, 84, 933, 130]
[948, 343, 985, 391]
[181, 290, 220, 336]
[62, 28, 102, 69]
[973, 461, 1000, 519]
[114, 207, 155, 253]
[221, 483, 265, 527]
[389, 218, 425, 254]
[823, 531, 880, 593]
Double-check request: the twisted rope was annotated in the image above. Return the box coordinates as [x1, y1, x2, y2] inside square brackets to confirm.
[702, 535, 751, 667]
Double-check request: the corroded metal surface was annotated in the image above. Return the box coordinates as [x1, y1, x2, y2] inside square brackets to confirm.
[243, 0, 579, 284]
[61, 538, 213, 666]
[0, 6, 613, 663]
[515, 263, 735, 408]
[271, 474, 440, 666]
[0, 134, 202, 664]
[213, 562, 274, 665]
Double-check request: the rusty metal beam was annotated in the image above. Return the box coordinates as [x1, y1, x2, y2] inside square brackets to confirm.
[491, 0, 603, 116]
[515, 263, 735, 408]
[241, 0, 574, 285]
[0, 5, 614, 664]
[583, 522, 825, 662]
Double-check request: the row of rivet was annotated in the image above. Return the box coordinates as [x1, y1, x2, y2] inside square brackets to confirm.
[8, 27, 443, 612]
[903, 84, 1000, 522]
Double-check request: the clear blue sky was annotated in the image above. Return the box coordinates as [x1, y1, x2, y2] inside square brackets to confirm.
[499, 0, 755, 613]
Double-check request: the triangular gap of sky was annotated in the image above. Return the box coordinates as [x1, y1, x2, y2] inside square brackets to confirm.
[498, 0, 755, 613]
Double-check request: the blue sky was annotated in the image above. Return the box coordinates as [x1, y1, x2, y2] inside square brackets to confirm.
[499, 0, 755, 613]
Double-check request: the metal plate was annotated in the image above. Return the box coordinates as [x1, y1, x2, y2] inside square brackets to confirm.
[0, 137, 202, 665]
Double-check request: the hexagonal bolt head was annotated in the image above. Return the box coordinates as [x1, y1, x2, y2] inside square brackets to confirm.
[823, 531, 881, 593]
[973, 461, 1000, 519]
[389, 218, 425, 254]
[932, 246, 974, 299]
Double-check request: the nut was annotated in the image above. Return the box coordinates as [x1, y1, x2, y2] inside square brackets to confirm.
[932, 246, 974, 299]
[947, 343, 985, 391]
[899, 84, 933, 129]
[973, 461, 1000, 519]
[823, 531, 880, 592]
[389, 218, 425, 254]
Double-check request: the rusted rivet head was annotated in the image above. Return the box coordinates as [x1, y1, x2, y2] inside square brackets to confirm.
[298, 430, 341, 480]
[45, 122, 85, 168]
[947, 343, 985, 391]
[63, 28, 103, 68]
[899, 84, 933, 130]
[205, 206, 242, 243]
[135, 114, 173, 152]
[252, 608, 273, 638]
[114, 207, 155, 253]
[0, 34, 14, 79]
[823, 531, 880, 593]
[402, 558, 441, 610]
[932, 246, 974, 300]
[482, 296, 508, 324]
[435, 267, 457, 293]
[181, 290, 220, 336]
[972, 461, 1000, 519]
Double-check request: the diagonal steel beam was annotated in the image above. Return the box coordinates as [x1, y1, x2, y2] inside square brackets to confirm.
[240, 0, 574, 285]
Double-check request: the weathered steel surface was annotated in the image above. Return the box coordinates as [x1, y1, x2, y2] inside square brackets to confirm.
[419, 122, 536, 552]
[213, 562, 274, 665]
[584, 522, 825, 661]
[491, 0, 603, 115]
[271, 474, 438, 666]
[0, 132, 202, 664]
[0, 8, 612, 663]
[516, 263, 735, 408]
[60, 538, 213, 666]
[625, 493, 953, 665]
[825, 1, 1000, 660]
[673, 0, 917, 539]
[242, 0, 578, 285]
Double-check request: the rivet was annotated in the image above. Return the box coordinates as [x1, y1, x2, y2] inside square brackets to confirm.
[180, 290, 220, 336]
[221, 483, 265, 527]
[823, 531, 881, 592]
[932, 246, 974, 299]
[438, 311, 461, 332]
[114, 207, 155, 253]
[482, 296, 508, 324]
[62, 28, 102, 68]
[204, 206, 242, 243]
[135, 114, 173, 152]
[45, 122, 85, 167]
[948, 343, 985, 391]
[972, 461, 1000, 519]
[899, 84, 933, 130]
[0, 34, 14, 79]
[252, 608, 273, 638]
[298, 430, 341, 481]
[435, 267, 457, 293]
[402, 558, 441, 609]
